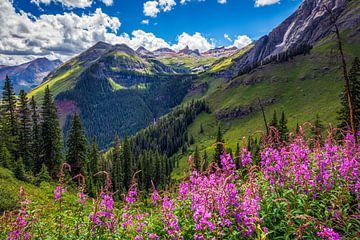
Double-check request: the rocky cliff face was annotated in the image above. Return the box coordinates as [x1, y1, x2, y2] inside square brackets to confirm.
[216, 0, 359, 78]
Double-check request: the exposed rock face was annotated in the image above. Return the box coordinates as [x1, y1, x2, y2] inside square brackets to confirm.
[188, 82, 209, 96]
[215, 98, 276, 120]
[178, 46, 201, 56]
[136, 46, 154, 57]
[217, 0, 359, 79]
[203, 46, 239, 58]
[0, 57, 62, 93]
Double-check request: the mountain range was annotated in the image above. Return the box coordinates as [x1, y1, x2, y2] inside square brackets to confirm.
[0, 58, 62, 94]
[20, 0, 360, 151]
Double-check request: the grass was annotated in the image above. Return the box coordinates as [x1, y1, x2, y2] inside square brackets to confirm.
[27, 66, 82, 101]
[158, 56, 218, 70]
[108, 77, 126, 90]
[172, 35, 359, 179]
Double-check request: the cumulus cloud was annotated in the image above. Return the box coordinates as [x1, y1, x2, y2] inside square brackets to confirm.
[0, 0, 121, 64]
[172, 32, 214, 52]
[141, 19, 150, 25]
[218, 0, 227, 4]
[101, 0, 113, 6]
[143, 0, 176, 17]
[255, 0, 280, 7]
[233, 35, 252, 49]
[143, 1, 160, 17]
[31, 0, 93, 8]
[224, 34, 232, 42]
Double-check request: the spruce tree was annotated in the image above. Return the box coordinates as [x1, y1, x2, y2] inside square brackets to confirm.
[214, 125, 224, 168]
[88, 136, 100, 196]
[312, 114, 324, 142]
[66, 113, 88, 177]
[235, 142, 241, 169]
[193, 145, 200, 171]
[199, 123, 204, 134]
[111, 134, 123, 194]
[1, 76, 18, 161]
[269, 110, 278, 129]
[202, 150, 208, 172]
[0, 142, 12, 169]
[17, 90, 32, 169]
[36, 163, 51, 186]
[278, 111, 289, 142]
[30, 97, 42, 172]
[122, 135, 133, 190]
[14, 157, 26, 181]
[41, 86, 62, 177]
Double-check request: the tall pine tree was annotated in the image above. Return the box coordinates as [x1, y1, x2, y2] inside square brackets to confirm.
[122, 135, 133, 190]
[66, 113, 88, 177]
[214, 125, 224, 168]
[87, 136, 100, 196]
[17, 90, 32, 169]
[193, 145, 200, 171]
[278, 111, 289, 142]
[111, 134, 123, 194]
[41, 86, 62, 177]
[30, 97, 42, 172]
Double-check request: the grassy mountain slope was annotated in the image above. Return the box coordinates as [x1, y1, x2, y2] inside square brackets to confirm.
[172, 29, 360, 179]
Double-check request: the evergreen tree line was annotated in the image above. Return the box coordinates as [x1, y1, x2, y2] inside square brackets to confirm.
[0, 77, 62, 182]
[338, 57, 360, 133]
[238, 43, 313, 76]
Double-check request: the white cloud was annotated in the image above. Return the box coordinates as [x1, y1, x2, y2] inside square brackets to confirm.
[31, 0, 93, 8]
[224, 34, 232, 42]
[218, 0, 227, 4]
[233, 35, 252, 49]
[255, 0, 280, 7]
[159, 0, 176, 12]
[141, 19, 150, 25]
[172, 32, 214, 52]
[143, 1, 160, 17]
[102, 0, 113, 6]
[0, 0, 121, 64]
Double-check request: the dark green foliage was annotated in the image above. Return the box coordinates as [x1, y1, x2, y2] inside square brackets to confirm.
[14, 157, 26, 181]
[57, 64, 194, 149]
[17, 90, 32, 169]
[234, 142, 241, 169]
[193, 146, 200, 171]
[30, 97, 42, 172]
[338, 57, 360, 132]
[312, 114, 324, 142]
[36, 164, 51, 186]
[214, 125, 224, 168]
[66, 113, 88, 177]
[41, 86, 63, 177]
[199, 123, 204, 134]
[202, 150, 208, 172]
[278, 111, 289, 142]
[0, 143, 12, 169]
[1, 76, 18, 161]
[122, 136, 133, 190]
[87, 136, 100, 196]
[111, 134, 124, 195]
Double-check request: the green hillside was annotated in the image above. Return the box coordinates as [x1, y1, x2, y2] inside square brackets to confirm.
[172, 31, 360, 179]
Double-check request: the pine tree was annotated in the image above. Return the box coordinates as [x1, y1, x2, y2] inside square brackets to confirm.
[311, 114, 324, 141]
[66, 113, 88, 177]
[30, 97, 42, 172]
[14, 157, 26, 181]
[193, 145, 200, 171]
[17, 90, 32, 169]
[87, 136, 100, 196]
[0, 142, 12, 169]
[269, 110, 278, 129]
[338, 57, 360, 132]
[1, 76, 18, 161]
[278, 111, 289, 142]
[199, 123, 204, 134]
[234, 142, 241, 169]
[214, 125, 224, 168]
[202, 150, 208, 172]
[122, 135, 133, 190]
[295, 122, 300, 134]
[36, 163, 51, 186]
[41, 86, 62, 177]
[111, 134, 123, 194]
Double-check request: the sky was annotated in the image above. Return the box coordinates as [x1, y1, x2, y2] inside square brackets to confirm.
[0, 0, 302, 65]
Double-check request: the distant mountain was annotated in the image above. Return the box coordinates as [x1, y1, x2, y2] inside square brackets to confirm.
[0, 58, 62, 93]
[28, 42, 193, 148]
[203, 46, 239, 58]
[215, 0, 360, 78]
[178, 46, 201, 56]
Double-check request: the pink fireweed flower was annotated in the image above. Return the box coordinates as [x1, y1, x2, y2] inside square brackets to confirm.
[162, 195, 183, 239]
[317, 227, 341, 240]
[78, 191, 86, 205]
[178, 181, 189, 201]
[89, 192, 117, 232]
[125, 184, 138, 204]
[151, 188, 161, 205]
[241, 147, 252, 167]
[54, 185, 66, 202]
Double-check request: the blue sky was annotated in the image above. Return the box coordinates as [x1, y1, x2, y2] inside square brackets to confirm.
[0, 0, 302, 65]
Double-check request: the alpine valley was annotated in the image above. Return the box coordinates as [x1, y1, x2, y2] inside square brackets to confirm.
[1, 0, 360, 239]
